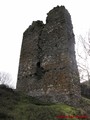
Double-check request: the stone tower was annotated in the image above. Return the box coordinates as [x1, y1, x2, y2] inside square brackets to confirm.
[17, 6, 81, 106]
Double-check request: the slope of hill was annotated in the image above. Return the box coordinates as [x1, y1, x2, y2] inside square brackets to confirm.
[0, 85, 90, 120]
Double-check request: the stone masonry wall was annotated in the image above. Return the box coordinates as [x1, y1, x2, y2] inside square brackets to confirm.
[17, 6, 81, 106]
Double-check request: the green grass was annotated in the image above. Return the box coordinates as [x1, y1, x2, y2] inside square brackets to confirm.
[0, 85, 89, 120]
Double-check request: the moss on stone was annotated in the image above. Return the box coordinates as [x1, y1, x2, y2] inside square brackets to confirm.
[0, 85, 89, 120]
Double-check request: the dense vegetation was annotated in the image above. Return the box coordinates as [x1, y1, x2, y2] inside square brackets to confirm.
[0, 85, 90, 120]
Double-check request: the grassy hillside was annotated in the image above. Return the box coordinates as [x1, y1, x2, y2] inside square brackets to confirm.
[0, 85, 90, 120]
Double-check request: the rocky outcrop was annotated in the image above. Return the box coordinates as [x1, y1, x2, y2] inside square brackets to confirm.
[17, 6, 81, 106]
[81, 82, 90, 99]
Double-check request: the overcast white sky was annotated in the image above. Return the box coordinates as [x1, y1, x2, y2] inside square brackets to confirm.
[0, 0, 90, 88]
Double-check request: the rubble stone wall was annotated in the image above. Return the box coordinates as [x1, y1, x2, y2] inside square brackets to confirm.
[17, 6, 81, 106]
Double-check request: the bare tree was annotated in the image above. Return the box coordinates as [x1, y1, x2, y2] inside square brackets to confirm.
[0, 72, 13, 88]
[76, 30, 90, 85]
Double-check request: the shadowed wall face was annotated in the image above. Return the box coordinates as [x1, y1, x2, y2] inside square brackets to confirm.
[17, 6, 81, 106]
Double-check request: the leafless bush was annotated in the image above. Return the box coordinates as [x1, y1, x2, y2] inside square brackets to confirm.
[0, 72, 13, 88]
[76, 30, 90, 85]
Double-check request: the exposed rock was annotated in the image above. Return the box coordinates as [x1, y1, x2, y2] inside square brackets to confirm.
[17, 6, 81, 106]
[81, 82, 90, 99]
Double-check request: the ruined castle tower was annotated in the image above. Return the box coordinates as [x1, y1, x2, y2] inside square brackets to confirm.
[17, 6, 81, 105]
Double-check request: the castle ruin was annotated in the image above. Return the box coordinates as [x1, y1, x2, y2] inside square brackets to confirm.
[17, 6, 81, 106]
